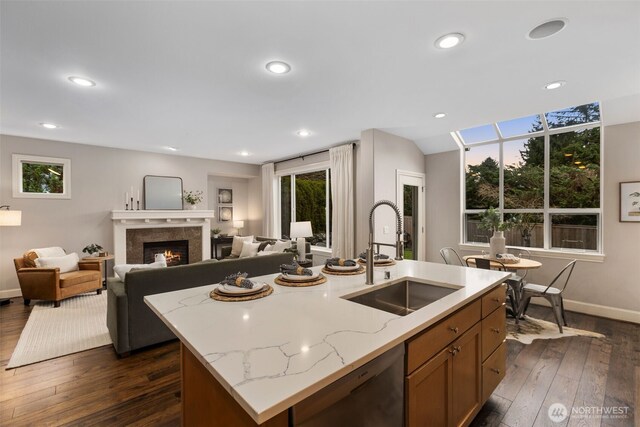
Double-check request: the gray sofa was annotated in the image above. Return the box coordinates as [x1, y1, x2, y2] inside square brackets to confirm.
[106, 252, 293, 356]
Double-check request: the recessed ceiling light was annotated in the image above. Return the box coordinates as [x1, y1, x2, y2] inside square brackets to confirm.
[296, 129, 311, 137]
[544, 80, 566, 90]
[265, 61, 291, 74]
[528, 19, 567, 40]
[433, 112, 446, 119]
[68, 76, 96, 87]
[165, 146, 178, 151]
[40, 123, 58, 129]
[239, 151, 250, 156]
[435, 33, 465, 49]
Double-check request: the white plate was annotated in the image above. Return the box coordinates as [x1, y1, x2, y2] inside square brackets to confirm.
[282, 273, 320, 281]
[326, 264, 360, 271]
[217, 281, 266, 295]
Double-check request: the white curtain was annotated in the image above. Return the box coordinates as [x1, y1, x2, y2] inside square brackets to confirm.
[261, 163, 276, 237]
[330, 144, 355, 258]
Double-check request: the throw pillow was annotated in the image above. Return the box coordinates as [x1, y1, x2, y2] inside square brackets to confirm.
[230, 235, 254, 257]
[239, 241, 260, 258]
[35, 252, 80, 273]
[271, 240, 292, 253]
[23, 246, 66, 267]
[260, 243, 274, 252]
[113, 260, 167, 280]
[257, 241, 274, 252]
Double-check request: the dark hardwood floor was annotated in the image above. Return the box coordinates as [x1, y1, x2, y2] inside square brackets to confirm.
[1, 298, 637, 426]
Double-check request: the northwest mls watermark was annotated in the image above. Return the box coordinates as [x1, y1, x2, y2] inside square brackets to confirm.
[548, 403, 631, 423]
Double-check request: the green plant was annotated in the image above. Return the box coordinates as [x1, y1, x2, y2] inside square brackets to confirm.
[183, 190, 203, 205]
[478, 208, 513, 233]
[211, 228, 222, 235]
[82, 243, 104, 255]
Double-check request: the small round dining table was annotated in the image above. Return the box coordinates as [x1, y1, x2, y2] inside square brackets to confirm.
[463, 255, 542, 319]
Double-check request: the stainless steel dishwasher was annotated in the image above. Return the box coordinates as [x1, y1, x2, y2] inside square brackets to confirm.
[290, 344, 404, 427]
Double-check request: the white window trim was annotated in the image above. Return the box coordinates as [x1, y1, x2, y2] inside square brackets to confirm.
[460, 115, 603, 255]
[12, 154, 71, 199]
[276, 160, 332, 249]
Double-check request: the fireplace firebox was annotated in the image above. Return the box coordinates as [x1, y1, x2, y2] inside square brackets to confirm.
[143, 240, 189, 266]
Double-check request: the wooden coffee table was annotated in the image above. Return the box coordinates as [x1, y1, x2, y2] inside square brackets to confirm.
[83, 254, 115, 288]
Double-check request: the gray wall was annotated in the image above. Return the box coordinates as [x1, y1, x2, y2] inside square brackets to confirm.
[0, 134, 261, 295]
[356, 129, 425, 257]
[207, 175, 261, 237]
[424, 121, 640, 315]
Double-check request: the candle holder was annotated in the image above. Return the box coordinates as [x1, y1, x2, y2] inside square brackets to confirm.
[125, 203, 129, 210]
[137, 201, 140, 210]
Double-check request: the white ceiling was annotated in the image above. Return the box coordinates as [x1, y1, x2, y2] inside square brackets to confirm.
[1, 1, 639, 164]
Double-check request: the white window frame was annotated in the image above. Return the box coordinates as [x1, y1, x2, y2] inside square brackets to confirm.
[275, 161, 332, 249]
[12, 154, 71, 199]
[458, 114, 604, 260]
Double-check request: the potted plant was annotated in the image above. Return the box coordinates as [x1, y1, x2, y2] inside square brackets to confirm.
[478, 208, 513, 258]
[82, 243, 104, 257]
[512, 213, 539, 247]
[183, 190, 203, 210]
[211, 228, 222, 238]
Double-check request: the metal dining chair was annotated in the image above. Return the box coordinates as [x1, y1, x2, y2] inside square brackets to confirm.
[517, 260, 577, 333]
[465, 257, 519, 321]
[506, 247, 531, 282]
[440, 247, 465, 267]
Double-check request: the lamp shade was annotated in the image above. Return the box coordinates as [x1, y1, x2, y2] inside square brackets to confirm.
[0, 209, 21, 226]
[233, 220, 244, 229]
[290, 221, 313, 238]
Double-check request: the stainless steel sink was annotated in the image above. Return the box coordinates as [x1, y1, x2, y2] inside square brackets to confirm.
[344, 280, 458, 316]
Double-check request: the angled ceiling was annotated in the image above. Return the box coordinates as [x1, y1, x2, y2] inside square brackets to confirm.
[1, 1, 639, 164]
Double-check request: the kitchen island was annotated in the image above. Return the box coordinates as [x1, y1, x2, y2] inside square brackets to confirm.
[145, 260, 510, 426]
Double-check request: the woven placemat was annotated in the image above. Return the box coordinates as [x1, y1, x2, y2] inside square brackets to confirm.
[357, 259, 396, 267]
[274, 274, 327, 287]
[321, 266, 366, 276]
[210, 284, 273, 302]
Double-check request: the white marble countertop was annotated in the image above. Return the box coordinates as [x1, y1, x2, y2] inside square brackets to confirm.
[145, 260, 510, 424]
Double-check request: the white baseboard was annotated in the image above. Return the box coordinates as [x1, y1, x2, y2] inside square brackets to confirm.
[0, 288, 22, 299]
[531, 298, 640, 324]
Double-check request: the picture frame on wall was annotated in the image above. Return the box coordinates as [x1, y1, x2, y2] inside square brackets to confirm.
[219, 206, 233, 222]
[620, 181, 640, 222]
[218, 188, 233, 204]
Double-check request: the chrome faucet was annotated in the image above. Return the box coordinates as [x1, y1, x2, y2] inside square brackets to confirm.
[366, 200, 403, 285]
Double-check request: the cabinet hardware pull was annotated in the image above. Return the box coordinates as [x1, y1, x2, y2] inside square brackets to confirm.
[448, 349, 457, 355]
[449, 327, 459, 334]
[491, 368, 501, 374]
[454, 346, 461, 352]
[492, 298, 500, 302]
[491, 328, 500, 333]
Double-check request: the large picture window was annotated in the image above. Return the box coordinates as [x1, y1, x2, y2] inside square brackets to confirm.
[459, 102, 601, 252]
[279, 168, 332, 248]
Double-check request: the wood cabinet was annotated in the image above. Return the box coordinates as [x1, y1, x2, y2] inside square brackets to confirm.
[406, 284, 507, 427]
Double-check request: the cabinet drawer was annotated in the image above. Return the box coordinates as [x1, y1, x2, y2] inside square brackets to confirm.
[482, 340, 506, 402]
[481, 284, 507, 318]
[407, 300, 481, 374]
[482, 304, 506, 361]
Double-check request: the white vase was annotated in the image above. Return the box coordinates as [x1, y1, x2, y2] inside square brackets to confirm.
[489, 231, 505, 259]
[186, 204, 197, 210]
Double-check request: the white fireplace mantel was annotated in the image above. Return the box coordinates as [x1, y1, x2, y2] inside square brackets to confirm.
[111, 210, 215, 265]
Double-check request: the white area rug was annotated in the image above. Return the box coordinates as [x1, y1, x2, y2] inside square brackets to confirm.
[507, 315, 605, 344]
[7, 293, 112, 369]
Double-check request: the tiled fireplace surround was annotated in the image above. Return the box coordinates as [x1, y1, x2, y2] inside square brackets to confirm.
[111, 210, 215, 266]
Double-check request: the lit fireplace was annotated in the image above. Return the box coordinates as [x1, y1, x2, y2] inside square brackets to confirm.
[143, 240, 189, 266]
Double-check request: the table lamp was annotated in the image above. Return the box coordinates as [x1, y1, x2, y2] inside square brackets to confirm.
[0, 206, 21, 306]
[289, 221, 312, 261]
[233, 220, 244, 236]
[0, 205, 21, 226]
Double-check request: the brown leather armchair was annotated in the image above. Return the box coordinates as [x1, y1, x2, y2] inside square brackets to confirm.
[14, 258, 103, 307]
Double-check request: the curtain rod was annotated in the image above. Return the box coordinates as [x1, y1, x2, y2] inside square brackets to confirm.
[271, 142, 357, 166]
